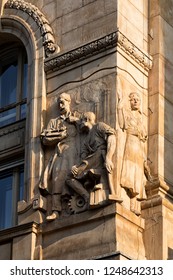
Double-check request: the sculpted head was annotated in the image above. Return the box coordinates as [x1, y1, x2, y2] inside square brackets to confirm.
[80, 111, 96, 132]
[57, 92, 71, 114]
[129, 92, 141, 111]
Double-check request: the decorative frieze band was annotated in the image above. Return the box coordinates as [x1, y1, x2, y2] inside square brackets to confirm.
[117, 32, 153, 71]
[44, 32, 118, 72]
[44, 30, 152, 72]
[4, 0, 60, 57]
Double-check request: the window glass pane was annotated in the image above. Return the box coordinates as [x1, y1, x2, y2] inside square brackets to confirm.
[0, 108, 16, 128]
[0, 174, 13, 230]
[0, 45, 28, 127]
[0, 61, 17, 107]
[0, 164, 24, 230]
[20, 103, 26, 120]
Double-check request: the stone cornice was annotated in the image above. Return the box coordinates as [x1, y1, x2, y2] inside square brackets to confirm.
[44, 30, 153, 72]
[0, 222, 39, 242]
[44, 32, 117, 72]
[4, 0, 60, 57]
[117, 31, 152, 70]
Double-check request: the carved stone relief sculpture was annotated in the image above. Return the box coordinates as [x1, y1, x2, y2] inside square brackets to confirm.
[39, 93, 122, 221]
[117, 92, 147, 215]
[39, 93, 80, 221]
[66, 111, 123, 213]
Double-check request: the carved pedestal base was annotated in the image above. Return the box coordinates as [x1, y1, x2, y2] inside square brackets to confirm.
[38, 203, 145, 260]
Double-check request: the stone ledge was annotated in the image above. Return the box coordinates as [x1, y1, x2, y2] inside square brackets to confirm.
[41, 203, 144, 235]
[92, 250, 131, 260]
[141, 195, 173, 212]
[0, 222, 39, 243]
[40, 203, 145, 260]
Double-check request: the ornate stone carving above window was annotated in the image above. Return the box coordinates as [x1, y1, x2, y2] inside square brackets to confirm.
[4, 0, 60, 57]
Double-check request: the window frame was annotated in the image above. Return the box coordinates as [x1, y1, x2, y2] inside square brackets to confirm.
[0, 160, 24, 230]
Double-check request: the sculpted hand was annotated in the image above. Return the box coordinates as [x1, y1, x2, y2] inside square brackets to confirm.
[71, 165, 79, 176]
[105, 158, 114, 173]
[117, 91, 123, 109]
[68, 115, 79, 123]
[118, 90, 123, 101]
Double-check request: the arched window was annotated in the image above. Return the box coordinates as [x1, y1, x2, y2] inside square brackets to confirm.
[0, 1, 52, 233]
[0, 34, 27, 229]
[0, 34, 28, 128]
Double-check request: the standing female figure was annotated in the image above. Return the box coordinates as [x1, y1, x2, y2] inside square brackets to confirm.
[118, 92, 147, 215]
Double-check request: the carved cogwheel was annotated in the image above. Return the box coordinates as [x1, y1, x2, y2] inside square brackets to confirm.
[68, 194, 89, 214]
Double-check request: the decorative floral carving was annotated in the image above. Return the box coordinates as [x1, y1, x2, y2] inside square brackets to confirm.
[4, 0, 60, 57]
[44, 30, 152, 72]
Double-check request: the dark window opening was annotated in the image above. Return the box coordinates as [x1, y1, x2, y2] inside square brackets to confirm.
[0, 44, 28, 128]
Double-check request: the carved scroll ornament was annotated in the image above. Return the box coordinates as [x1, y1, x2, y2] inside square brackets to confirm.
[4, 0, 60, 57]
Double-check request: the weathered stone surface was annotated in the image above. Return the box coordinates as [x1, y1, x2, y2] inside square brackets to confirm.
[0, 243, 11, 260]
[118, 0, 148, 51]
[1, 0, 173, 261]
[42, 204, 145, 260]
[62, 1, 105, 34]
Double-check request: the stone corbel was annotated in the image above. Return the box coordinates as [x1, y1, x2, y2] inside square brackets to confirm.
[4, 0, 60, 57]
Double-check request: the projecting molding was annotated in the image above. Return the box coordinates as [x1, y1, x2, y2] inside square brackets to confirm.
[44, 30, 153, 72]
[117, 32, 152, 70]
[4, 0, 60, 57]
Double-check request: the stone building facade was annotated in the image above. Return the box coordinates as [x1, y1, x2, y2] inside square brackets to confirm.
[0, 0, 173, 260]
